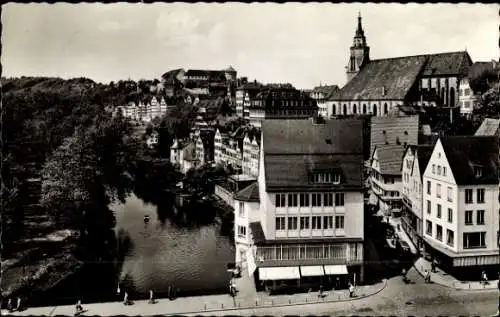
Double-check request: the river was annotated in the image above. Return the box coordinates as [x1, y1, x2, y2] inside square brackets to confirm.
[31, 193, 235, 306]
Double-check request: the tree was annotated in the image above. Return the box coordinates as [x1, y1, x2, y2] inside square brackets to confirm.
[40, 115, 137, 259]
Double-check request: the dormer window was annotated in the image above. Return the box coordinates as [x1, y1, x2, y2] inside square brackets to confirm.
[474, 166, 483, 178]
[312, 172, 341, 184]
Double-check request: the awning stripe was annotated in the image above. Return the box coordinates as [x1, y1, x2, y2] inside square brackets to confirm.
[300, 265, 325, 277]
[323, 264, 348, 275]
[258, 266, 300, 280]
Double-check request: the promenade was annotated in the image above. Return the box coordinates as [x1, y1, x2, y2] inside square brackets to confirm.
[1, 280, 386, 316]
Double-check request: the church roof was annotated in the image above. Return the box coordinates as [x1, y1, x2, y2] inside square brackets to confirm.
[333, 51, 473, 102]
[335, 55, 428, 101]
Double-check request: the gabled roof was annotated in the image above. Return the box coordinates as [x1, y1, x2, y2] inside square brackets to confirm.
[335, 55, 428, 101]
[234, 182, 259, 202]
[403, 144, 434, 176]
[370, 115, 420, 155]
[421, 51, 472, 77]
[373, 144, 406, 175]
[311, 85, 340, 99]
[474, 118, 500, 136]
[440, 136, 499, 185]
[263, 119, 364, 191]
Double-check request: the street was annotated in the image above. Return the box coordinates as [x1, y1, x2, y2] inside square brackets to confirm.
[182, 269, 498, 316]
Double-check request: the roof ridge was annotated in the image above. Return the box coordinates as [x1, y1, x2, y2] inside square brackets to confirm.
[370, 50, 467, 63]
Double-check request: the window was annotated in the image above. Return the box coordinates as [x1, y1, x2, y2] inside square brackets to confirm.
[465, 189, 473, 204]
[237, 225, 246, 238]
[436, 184, 441, 198]
[335, 216, 344, 229]
[426, 220, 432, 235]
[288, 217, 298, 230]
[288, 193, 298, 207]
[332, 174, 341, 184]
[446, 229, 454, 247]
[276, 217, 286, 230]
[437, 165, 441, 175]
[300, 216, 310, 230]
[427, 200, 431, 214]
[276, 194, 286, 207]
[463, 232, 486, 249]
[436, 225, 443, 241]
[474, 167, 482, 178]
[476, 210, 485, 225]
[477, 189, 485, 204]
[447, 208, 453, 223]
[465, 210, 473, 225]
[437, 204, 442, 218]
[299, 193, 310, 207]
[432, 164, 435, 174]
[335, 193, 345, 206]
[447, 187, 453, 202]
[323, 193, 333, 206]
[312, 216, 322, 229]
[323, 216, 333, 229]
[239, 202, 244, 217]
[427, 181, 431, 195]
[312, 193, 322, 207]
[443, 167, 447, 176]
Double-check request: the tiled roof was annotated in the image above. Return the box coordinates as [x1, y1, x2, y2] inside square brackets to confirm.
[334, 55, 428, 101]
[263, 119, 364, 191]
[370, 115, 419, 155]
[468, 61, 497, 80]
[334, 51, 472, 101]
[440, 136, 499, 185]
[185, 69, 226, 81]
[234, 182, 259, 202]
[263, 119, 363, 155]
[373, 144, 406, 175]
[474, 118, 500, 136]
[311, 85, 340, 99]
[421, 51, 472, 77]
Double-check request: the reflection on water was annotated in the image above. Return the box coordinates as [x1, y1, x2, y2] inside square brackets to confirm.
[111, 194, 235, 298]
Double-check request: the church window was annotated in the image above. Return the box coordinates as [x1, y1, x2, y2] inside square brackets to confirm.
[343, 104, 347, 115]
[353, 104, 357, 114]
[362, 104, 367, 114]
[384, 103, 388, 115]
[373, 104, 378, 116]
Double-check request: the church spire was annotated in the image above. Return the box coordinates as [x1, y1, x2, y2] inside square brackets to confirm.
[345, 13, 370, 83]
[356, 12, 364, 37]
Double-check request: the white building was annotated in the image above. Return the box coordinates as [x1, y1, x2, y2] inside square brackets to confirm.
[370, 144, 405, 215]
[246, 118, 365, 289]
[170, 139, 198, 174]
[310, 85, 340, 118]
[401, 145, 434, 251]
[234, 182, 260, 266]
[120, 96, 169, 122]
[242, 132, 260, 178]
[422, 136, 499, 271]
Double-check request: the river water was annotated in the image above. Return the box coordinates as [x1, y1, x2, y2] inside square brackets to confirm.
[32, 194, 235, 306]
[112, 194, 235, 298]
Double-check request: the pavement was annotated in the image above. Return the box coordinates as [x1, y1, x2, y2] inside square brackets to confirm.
[1, 280, 387, 316]
[386, 215, 499, 291]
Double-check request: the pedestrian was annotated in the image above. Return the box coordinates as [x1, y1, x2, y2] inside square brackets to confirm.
[16, 297, 22, 311]
[482, 271, 488, 285]
[75, 299, 83, 315]
[167, 285, 172, 300]
[424, 269, 430, 283]
[123, 292, 130, 305]
[7, 298, 13, 312]
[349, 283, 355, 298]
[318, 284, 324, 298]
[116, 283, 121, 295]
[149, 290, 155, 304]
[336, 277, 340, 289]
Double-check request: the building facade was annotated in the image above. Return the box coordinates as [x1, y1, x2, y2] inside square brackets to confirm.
[370, 145, 405, 214]
[242, 132, 261, 178]
[401, 145, 433, 251]
[310, 85, 340, 118]
[422, 136, 499, 270]
[235, 82, 264, 118]
[246, 119, 365, 290]
[234, 182, 260, 266]
[120, 96, 168, 122]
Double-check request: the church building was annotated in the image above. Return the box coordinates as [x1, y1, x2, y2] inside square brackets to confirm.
[328, 14, 473, 118]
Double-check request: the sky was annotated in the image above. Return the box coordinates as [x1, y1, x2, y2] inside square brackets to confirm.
[2, 3, 499, 89]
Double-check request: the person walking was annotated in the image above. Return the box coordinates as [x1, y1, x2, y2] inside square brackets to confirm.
[6, 298, 13, 312]
[148, 290, 155, 304]
[318, 284, 324, 298]
[16, 297, 22, 311]
[348, 283, 355, 298]
[424, 269, 431, 283]
[74, 299, 83, 315]
[123, 292, 130, 305]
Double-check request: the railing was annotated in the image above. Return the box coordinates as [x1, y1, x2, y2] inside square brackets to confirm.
[255, 243, 363, 263]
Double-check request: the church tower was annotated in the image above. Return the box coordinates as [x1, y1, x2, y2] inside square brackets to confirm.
[345, 13, 370, 83]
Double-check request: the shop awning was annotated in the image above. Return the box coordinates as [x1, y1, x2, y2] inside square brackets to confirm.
[323, 265, 348, 275]
[258, 266, 300, 281]
[300, 265, 325, 277]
